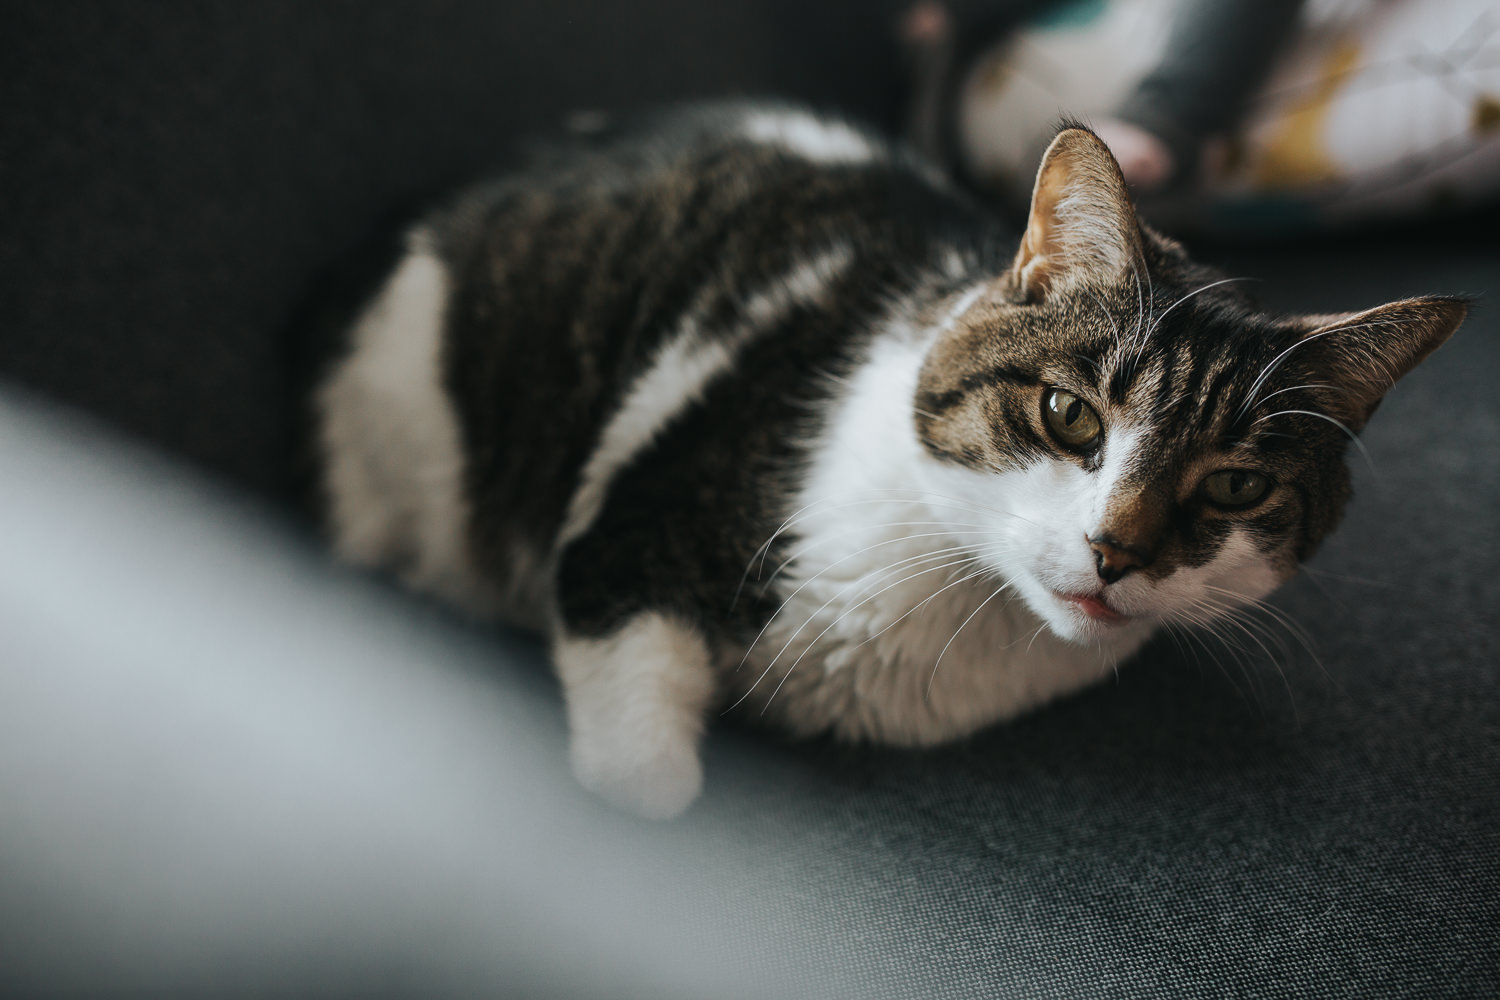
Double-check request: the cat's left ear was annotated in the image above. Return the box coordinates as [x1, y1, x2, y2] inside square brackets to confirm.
[1010, 126, 1145, 302]
[1288, 296, 1468, 430]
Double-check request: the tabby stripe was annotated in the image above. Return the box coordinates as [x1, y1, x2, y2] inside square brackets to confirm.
[920, 364, 1040, 414]
[997, 407, 1047, 456]
[1197, 362, 1244, 434]
[626, 165, 769, 355]
[963, 364, 1041, 393]
[1107, 360, 1134, 405]
[558, 244, 856, 547]
[1152, 349, 1185, 419]
[1180, 332, 1219, 416]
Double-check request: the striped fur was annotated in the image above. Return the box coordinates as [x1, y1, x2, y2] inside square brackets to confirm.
[311, 105, 1465, 816]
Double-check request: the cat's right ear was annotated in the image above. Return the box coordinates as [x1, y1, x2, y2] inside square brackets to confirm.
[1010, 127, 1145, 303]
[1284, 296, 1468, 431]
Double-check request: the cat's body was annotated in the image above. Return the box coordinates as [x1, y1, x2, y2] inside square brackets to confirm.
[311, 103, 1463, 817]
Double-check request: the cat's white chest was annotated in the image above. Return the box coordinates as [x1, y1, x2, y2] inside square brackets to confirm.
[728, 321, 1148, 744]
[736, 502, 1135, 744]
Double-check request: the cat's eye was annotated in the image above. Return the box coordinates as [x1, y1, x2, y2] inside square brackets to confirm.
[1202, 469, 1271, 509]
[1043, 389, 1102, 451]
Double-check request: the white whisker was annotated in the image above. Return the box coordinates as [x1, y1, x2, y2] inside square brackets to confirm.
[926, 578, 1013, 698]
[758, 554, 993, 715]
[1085, 287, 1123, 358]
[1238, 329, 1341, 421]
[736, 550, 988, 716]
[1237, 318, 1411, 421]
[735, 538, 981, 672]
[758, 522, 995, 594]
[856, 562, 1001, 649]
[1146, 276, 1256, 341]
[1252, 408, 1378, 479]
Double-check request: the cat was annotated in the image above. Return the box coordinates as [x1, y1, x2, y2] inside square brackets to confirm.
[309, 102, 1465, 819]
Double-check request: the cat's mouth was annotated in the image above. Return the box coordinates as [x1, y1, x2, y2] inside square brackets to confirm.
[1054, 591, 1130, 625]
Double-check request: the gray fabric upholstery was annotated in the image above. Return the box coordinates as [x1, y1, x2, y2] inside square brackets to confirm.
[3, 3, 1497, 996]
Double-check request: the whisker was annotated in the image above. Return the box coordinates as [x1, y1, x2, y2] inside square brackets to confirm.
[1199, 603, 1297, 720]
[735, 539, 982, 673]
[1201, 586, 1318, 655]
[1131, 257, 1157, 371]
[926, 579, 1013, 698]
[854, 563, 1001, 649]
[1164, 620, 1254, 705]
[735, 492, 1027, 603]
[1237, 317, 1412, 422]
[736, 550, 989, 716]
[1084, 288, 1123, 358]
[1201, 586, 1331, 695]
[1186, 588, 1317, 717]
[1237, 329, 1341, 421]
[1253, 382, 1339, 406]
[761, 521, 994, 583]
[1127, 259, 1147, 372]
[1146, 276, 1257, 342]
[1172, 603, 1264, 707]
[758, 554, 994, 715]
[1252, 408, 1379, 480]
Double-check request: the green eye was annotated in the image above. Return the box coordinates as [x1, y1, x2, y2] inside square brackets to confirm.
[1202, 469, 1271, 509]
[1043, 389, 1102, 450]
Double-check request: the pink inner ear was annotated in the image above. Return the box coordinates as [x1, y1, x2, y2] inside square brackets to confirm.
[1013, 128, 1144, 301]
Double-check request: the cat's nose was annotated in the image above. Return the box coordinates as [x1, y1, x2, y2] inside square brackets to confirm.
[1087, 534, 1151, 584]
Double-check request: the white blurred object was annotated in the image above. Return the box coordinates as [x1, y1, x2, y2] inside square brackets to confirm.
[0, 387, 864, 999]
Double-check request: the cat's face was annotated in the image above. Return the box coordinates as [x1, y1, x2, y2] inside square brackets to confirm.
[913, 129, 1465, 645]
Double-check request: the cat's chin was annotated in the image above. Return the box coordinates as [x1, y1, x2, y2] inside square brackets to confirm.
[1012, 572, 1148, 647]
[1045, 604, 1143, 646]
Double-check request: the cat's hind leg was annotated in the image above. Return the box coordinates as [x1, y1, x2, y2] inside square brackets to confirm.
[552, 611, 717, 820]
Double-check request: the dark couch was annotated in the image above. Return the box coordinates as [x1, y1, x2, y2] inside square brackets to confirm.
[3, 3, 1497, 996]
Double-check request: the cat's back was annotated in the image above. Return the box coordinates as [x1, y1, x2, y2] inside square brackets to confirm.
[312, 102, 972, 627]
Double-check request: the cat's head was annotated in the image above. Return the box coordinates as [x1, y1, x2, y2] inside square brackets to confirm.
[913, 127, 1466, 645]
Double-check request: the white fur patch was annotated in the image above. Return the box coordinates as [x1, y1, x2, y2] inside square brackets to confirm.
[924, 418, 1282, 647]
[1143, 530, 1281, 622]
[741, 320, 1135, 745]
[1086, 423, 1147, 526]
[554, 612, 717, 819]
[559, 244, 855, 547]
[740, 110, 878, 164]
[940, 249, 971, 281]
[317, 231, 498, 613]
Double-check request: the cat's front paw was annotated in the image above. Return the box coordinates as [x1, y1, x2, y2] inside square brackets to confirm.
[553, 612, 717, 820]
[570, 731, 703, 820]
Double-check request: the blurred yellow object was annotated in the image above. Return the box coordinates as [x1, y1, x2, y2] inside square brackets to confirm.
[1252, 39, 1360, 189]
[958, 0, 1500, 229]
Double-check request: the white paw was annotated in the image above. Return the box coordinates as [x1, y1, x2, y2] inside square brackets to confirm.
[553, 612, 717, 820]
[571, 732, 704, 820]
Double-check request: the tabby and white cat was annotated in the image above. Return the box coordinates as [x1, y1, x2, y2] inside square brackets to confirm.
[312, 103, 1464, 818]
